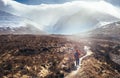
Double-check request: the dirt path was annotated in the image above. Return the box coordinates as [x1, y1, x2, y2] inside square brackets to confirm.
[65, 46, 93, 78]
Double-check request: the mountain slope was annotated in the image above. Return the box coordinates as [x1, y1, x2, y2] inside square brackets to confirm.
[91, 21, 120, 35]
[51, 10, 119, 34]
[87, 21, 120, 40]
[0, 10, 24, 27]
[0, 24, 46, 35]
[0, 10, 46, 35]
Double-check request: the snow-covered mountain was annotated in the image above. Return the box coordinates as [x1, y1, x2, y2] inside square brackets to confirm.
[0, 10, 46, 35]
[1, 0, 120, 35]
[0, 10, 25, 28]
[87, 21, 120, 40]
[0, 24, 46, 35]
[91, 21, 120, 35]
[52, 11, 119, 34]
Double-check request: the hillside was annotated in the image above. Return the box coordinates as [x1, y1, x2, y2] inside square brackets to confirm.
[0, 10, 45, 35]
[88, 21, 120, 40]
[0, 10, 24, 27]
[0, 24, 45, 35]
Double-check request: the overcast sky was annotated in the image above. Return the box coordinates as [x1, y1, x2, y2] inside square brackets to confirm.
[0, 0, 120, 34]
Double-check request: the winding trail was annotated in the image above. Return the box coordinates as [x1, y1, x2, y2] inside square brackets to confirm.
[65, 46, 93, 78]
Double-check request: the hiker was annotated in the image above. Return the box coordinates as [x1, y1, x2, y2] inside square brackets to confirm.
[74, 50, 80, 66]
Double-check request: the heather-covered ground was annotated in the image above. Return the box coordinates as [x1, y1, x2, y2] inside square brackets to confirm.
[0, 35, 120, 78]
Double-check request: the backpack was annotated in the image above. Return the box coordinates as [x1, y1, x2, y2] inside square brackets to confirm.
[74, 52, 80, 59]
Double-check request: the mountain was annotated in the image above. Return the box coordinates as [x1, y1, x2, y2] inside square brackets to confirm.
[91, 21, 120, 35]
[87, 21, 120, 40]
[51, 10, 119, 34]
[0, 24, 46, 35]
[0, 10, 46, 35]
[0, 10, 24, 28]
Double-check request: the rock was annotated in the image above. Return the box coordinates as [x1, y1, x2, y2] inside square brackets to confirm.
[21, 75, 30, 78]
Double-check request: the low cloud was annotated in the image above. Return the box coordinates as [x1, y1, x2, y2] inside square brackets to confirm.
[0, 0, 120, 34]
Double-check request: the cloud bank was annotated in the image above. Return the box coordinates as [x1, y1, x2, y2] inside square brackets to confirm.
[0, 0, 120, 34]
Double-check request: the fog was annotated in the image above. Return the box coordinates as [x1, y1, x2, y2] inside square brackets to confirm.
[0, 0, 120, 34]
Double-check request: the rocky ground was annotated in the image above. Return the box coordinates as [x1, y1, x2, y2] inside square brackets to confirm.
[0, 35, 120, 78]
